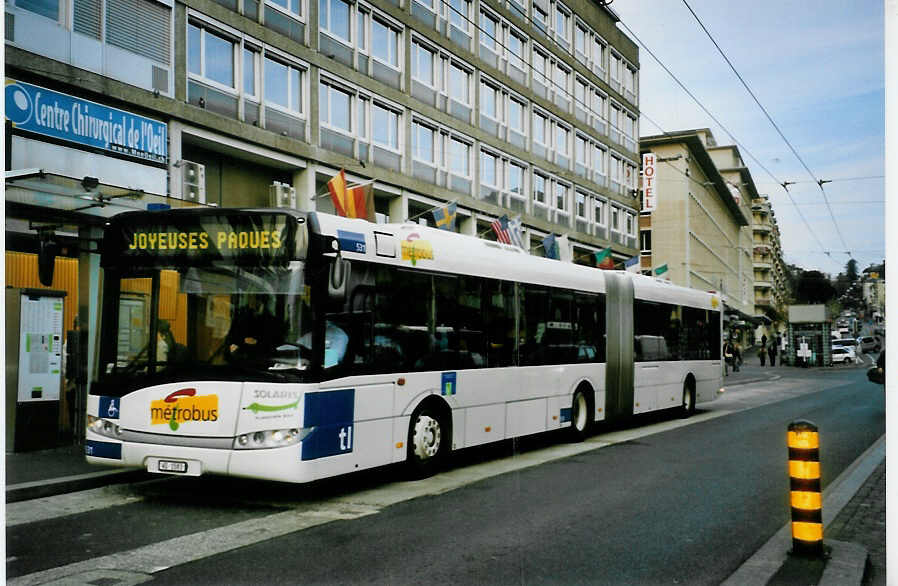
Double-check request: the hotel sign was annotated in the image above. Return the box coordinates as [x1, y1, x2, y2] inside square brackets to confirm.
[5, 79, 167, 164]
[642, 152, 656, 212]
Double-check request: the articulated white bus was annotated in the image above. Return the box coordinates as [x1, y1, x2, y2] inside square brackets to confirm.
[86, 208, 722, 481]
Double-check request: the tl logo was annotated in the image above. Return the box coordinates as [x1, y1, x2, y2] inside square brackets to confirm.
[150, 388, 219, 431]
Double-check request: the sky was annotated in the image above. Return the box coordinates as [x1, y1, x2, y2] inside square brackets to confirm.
[610, 0, 885, 276]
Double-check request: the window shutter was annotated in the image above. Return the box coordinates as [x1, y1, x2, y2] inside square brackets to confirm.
[106, 0, 170, 64]
[73, 0, 101, 38]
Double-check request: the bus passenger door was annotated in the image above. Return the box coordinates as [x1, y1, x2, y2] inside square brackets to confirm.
[605, 273, 634, 420]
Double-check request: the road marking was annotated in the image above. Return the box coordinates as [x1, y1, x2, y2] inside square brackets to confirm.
[8, 503, 380, 586]
[7, 485, 143, 527]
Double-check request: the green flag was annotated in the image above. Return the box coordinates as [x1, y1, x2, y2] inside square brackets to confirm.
[594, 247, 614, 269]
[654, 264, 668, 276]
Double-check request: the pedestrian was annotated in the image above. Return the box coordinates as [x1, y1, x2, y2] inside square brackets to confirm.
[767, 340, 776, 366]
[723, 341, 734, 375]
[733, 342, 742, 372]
[761, 334, 767, 349]
[758, 342, 766, 366]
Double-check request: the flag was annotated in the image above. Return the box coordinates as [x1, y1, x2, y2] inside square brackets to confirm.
[654, 264, 669, 276]
[624, 256, 640, 273]
[328, 169, 376, 221]
[491, 215, 512, 244]
[542, 234, 559, 260]
[507, 215, 524, 249]
[595, 247, 615, 269]
[432, 202, 458, 231]
[558, 234, 572, 262]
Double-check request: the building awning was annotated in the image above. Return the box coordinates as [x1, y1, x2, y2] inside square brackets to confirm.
[5, 170, 203, 226]
[724, 305, 765, 326]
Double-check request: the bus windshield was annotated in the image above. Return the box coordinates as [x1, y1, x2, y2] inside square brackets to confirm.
[98, 261, 314, 392]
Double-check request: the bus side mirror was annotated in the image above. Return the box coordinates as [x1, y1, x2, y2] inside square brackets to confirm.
[328, 257, 350, 300]
[38, 231, 59, 286]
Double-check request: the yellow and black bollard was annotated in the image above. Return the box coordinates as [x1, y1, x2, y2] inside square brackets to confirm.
[787, 420, 823, 556]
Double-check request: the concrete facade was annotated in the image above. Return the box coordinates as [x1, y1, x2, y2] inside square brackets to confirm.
[638, 128, 753, 344]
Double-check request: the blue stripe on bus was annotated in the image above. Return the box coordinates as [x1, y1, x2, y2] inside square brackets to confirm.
[85, 440, 122, 460]
[301, 389, 355, 460]
[337, 230, 366, 254]
[560, 408, 572, 423]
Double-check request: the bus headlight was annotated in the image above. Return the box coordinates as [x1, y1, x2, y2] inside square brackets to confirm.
[86, 415, 122, 439]
[233, 428, 311, 450]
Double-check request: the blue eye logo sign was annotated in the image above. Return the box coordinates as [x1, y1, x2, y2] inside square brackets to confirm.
[6, 83, 33, 125]
[4, 79, 168, 164]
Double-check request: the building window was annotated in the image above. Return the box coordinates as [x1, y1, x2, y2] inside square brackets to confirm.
[449, 62, 471, 105]
[188, 23, 235, 89]
[319, 0, 351, 43]
[372, 102, 399, 150]
[480, 11, 498, 52]
[508, 96, 526, 135]
[412, 40, 436, 87]
[533, 172, 547, 206]
[243, 48, 258, 97]
[447, 0, 470, 34]
[450, 137, 471, 178]
[269, 0, 302, 17]
[481, 149, 498, 190]
[594, 198, 605, 226]
[532, 111, 548, 147]
[532, 3, 548, 33]
[371, 17, 399, 68]
[18, 0, 59, 20]
[554, 4, 569, 45]
[575, 23, 587, 61]
[532, 48, 549, 85]
[480, 80, 499, 121]
[320, 80, 352, 132]
[576, 191, 587, 219]
[507, 29, 526, 72]
[413, 120, 438, 165]
[508, 162, 525, 197]
[265, 56, 303, 113]
[555, 123, 569, 157]
[611, 206, 620, 232]
[640, 230, 651, 253]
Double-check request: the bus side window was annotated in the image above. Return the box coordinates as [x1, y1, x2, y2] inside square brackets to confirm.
[484, 279, 515, 368]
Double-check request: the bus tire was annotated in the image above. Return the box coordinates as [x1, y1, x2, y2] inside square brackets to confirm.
[407, 402, 450, 479]
[569, 387, 593, 441]
[681, 378, 696, 418]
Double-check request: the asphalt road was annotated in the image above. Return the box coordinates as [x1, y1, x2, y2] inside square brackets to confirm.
[7, 367, 884, 586]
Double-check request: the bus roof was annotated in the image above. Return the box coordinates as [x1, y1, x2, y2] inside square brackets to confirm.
[312, 212, 720, 311]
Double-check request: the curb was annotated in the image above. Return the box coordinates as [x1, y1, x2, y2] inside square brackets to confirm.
[722, 434, 885, 586]
[6, 469, 149, 504]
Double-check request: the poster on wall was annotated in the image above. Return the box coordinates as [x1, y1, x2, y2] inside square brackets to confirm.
[17, 293, 65, 402]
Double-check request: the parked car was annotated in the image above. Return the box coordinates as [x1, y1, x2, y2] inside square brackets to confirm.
[831, 346, 856, 364]
[833, 338, 857, 350]
[856, 336, 880, 353]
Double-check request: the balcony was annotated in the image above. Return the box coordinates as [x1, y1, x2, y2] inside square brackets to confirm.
[755, 295, 772, 306]
[753, 224, 772, 233]
[753, 260, 772, 270]
[754, 280, 772, 290]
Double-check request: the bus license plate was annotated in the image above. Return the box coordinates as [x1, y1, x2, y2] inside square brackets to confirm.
[157, 459, 188, 474]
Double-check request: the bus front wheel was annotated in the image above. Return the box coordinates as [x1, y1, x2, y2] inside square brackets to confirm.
[407, 403, 449, 478]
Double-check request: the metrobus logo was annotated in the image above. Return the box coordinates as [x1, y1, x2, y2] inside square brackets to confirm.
[150, 388, 219, 431]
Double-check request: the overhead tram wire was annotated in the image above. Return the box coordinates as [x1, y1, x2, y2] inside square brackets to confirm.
[680, 0, 852, 257]
[436, 1, 842, 268]
[611, 17, 834, 266]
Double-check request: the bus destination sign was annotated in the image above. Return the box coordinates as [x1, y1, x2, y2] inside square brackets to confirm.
[105, 211, 304, 267]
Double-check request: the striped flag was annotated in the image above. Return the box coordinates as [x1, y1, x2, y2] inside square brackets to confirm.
[595, 247, 615, 269]
[507, 215, 524, 248]
[491, 215, 512, 244]
[328, 169, 376, 221]
[624, 256, 640, 273]
[432, 202, 458, 231]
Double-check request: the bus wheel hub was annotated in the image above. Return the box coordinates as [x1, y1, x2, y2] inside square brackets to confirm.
[413, 416, 441, 459]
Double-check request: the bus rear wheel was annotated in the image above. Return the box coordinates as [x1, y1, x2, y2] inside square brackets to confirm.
[681, 380, 696, 418]
[407, 404, 449, 478]
[569, 388, 593, 441]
